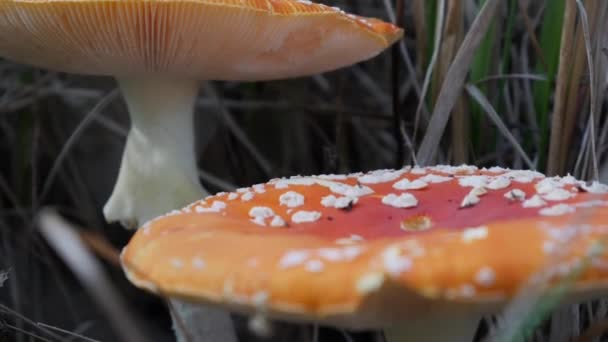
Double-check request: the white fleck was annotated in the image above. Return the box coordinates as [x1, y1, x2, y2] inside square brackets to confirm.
[433, 164, 478, 175]
[535, 178, 563, 194]
[195, 200, 226, 213]
[410, 167, 427, 174]
[458, 175, 488, 188]
[382, 246, 413, 276]
[522, 195, 547, 208]
[227, 193, 239, 201]
[270, 215, 287, 228]
[317, 174, 348, 180]
[560, 174, 580, 185]
[142, 224, 152, 235]
[358, 169, 405, 184]
[320, 195, 358, 209]
[279, 250, 309, 268]
[236, 187, 250, 193]
[462, 226, 488, 243]
[328, 183, 374, 197]
[487, 177, 511, 190]
[487, 166, 508, 173]
[419, 174, 452, 183]
[249, 206, 275, 226]
[460, 192, 481, 208]
[504, 170, 544, 183]
[342, 246, 363, 260]
[241, 191, 255, 201]
[305, 260, 325, 273]
[460, 284, 476, 297]
[253, 184, 266, 194]
[581, 182, 608, 194]
[542, 188, 575, 201]
[291, 211, 322, 223]
[192, 257, 206, 270]
[318, 248, 343, 262]
[393, 178, 428, 190]
[251, 216, 266, 226]
[475, 267, 496, 287]
[382, 193, 418, 208]
[318, 246, 362, 262]
[279, 191, 305, 208]
[170, 258, 184, 268]
[335, 235, 365, 245]
[539, 204, 576, 216]
[246, 257, 260, 268]
[471, 186, 488, 197]
[357, 273, 385, 294]
[504, 189, 526, 201]
[274, 180, 289, 189]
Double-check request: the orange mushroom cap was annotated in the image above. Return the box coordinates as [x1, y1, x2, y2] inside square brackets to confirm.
[0, 0, 402, 79]
[121, 166, 608, 328]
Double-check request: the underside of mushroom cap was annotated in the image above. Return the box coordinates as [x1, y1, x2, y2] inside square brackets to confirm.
[121, 166, 608, 329]
[0, 0, 402, 79]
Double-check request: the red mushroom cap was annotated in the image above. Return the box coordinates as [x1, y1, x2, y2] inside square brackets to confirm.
[121, 166, 608, 328]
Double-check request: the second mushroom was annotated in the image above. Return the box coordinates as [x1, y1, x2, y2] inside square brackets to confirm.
[122, 165, 608, 341]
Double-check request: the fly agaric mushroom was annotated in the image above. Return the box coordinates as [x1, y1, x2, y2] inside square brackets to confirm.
[0, 0, 403, 227]
[0, 1, 402, 341]
[122, 165, 608, 341]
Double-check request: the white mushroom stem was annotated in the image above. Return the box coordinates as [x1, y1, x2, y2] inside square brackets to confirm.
[104, 77, 205, 227]
[384, 314, 482, 342]
[103, 77, 237, 342]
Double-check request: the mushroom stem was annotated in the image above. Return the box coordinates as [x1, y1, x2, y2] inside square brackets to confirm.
[103, 77, 206, 228]
[104, 77, 237, 342]
[384, 314, 481, 342]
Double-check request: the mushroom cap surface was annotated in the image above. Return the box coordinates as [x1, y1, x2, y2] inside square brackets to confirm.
[121, 166, 608, 328]
[0, 0, 402, 79]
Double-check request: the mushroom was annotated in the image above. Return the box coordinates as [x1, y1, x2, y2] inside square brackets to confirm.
[121, 165, 608, 341]
[0, 1, 402, 340]
[0, 0, 403, 227]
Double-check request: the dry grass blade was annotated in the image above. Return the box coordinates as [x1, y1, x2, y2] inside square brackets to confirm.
[546, 0, 575, 176]
[416, 0, 501, 165]
[37, 209, 148, 342]
[410, 0, 427, 78]
[440, 0, 466, 164]
[413, 0, 445, 143]
[465, 84, 534, 169]
[575, 0, 599, 181]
